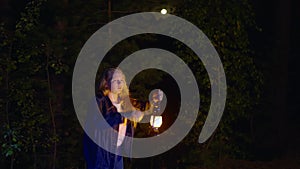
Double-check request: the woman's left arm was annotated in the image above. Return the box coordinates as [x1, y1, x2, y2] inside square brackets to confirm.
[120, 110, 144, 122]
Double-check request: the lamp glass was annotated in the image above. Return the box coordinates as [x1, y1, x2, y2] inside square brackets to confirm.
[150, 115, 162, 128]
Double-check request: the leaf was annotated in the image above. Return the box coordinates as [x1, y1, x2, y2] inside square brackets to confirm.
[5, 150, 13, 157]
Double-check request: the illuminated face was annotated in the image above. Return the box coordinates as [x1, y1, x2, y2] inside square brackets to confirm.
[110, 71, 125, 95]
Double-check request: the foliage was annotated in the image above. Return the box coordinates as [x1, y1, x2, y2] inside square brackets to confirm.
[172, 0, 263, 167]
[0, 0, 262, 169]
[0, 0, 62, 168]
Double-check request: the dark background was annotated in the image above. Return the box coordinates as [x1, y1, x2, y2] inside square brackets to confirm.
[250, 0, 300, 159]
[1, 0, 300, 168]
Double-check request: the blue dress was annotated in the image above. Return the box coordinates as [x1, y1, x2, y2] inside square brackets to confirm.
[83, 93, 134, 169]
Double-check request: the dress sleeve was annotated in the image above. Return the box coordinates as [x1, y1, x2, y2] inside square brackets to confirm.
[98, 97, 124, 127]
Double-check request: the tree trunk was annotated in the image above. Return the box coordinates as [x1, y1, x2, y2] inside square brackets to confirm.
[273, 0, 290, 152]
[46, 44, 57, 169]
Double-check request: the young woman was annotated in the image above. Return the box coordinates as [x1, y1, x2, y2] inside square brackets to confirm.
[83, 68, 147, 169]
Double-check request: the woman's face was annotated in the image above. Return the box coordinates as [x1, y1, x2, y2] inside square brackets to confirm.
[110, 71, 125, 95]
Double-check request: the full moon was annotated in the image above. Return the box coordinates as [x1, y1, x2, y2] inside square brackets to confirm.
[160, 9, 167, 14]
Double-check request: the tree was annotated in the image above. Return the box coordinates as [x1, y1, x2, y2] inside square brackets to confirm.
[171, 0, 262, 167]
[0, 0, 262, 168]
[0, 1, 63, 169]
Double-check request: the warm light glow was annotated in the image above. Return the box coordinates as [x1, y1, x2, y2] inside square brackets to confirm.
[150, 115, 163, 128]
[160, 9, 167, 15]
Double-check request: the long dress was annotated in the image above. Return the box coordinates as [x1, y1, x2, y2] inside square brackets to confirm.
[83, 93, 134, 169]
